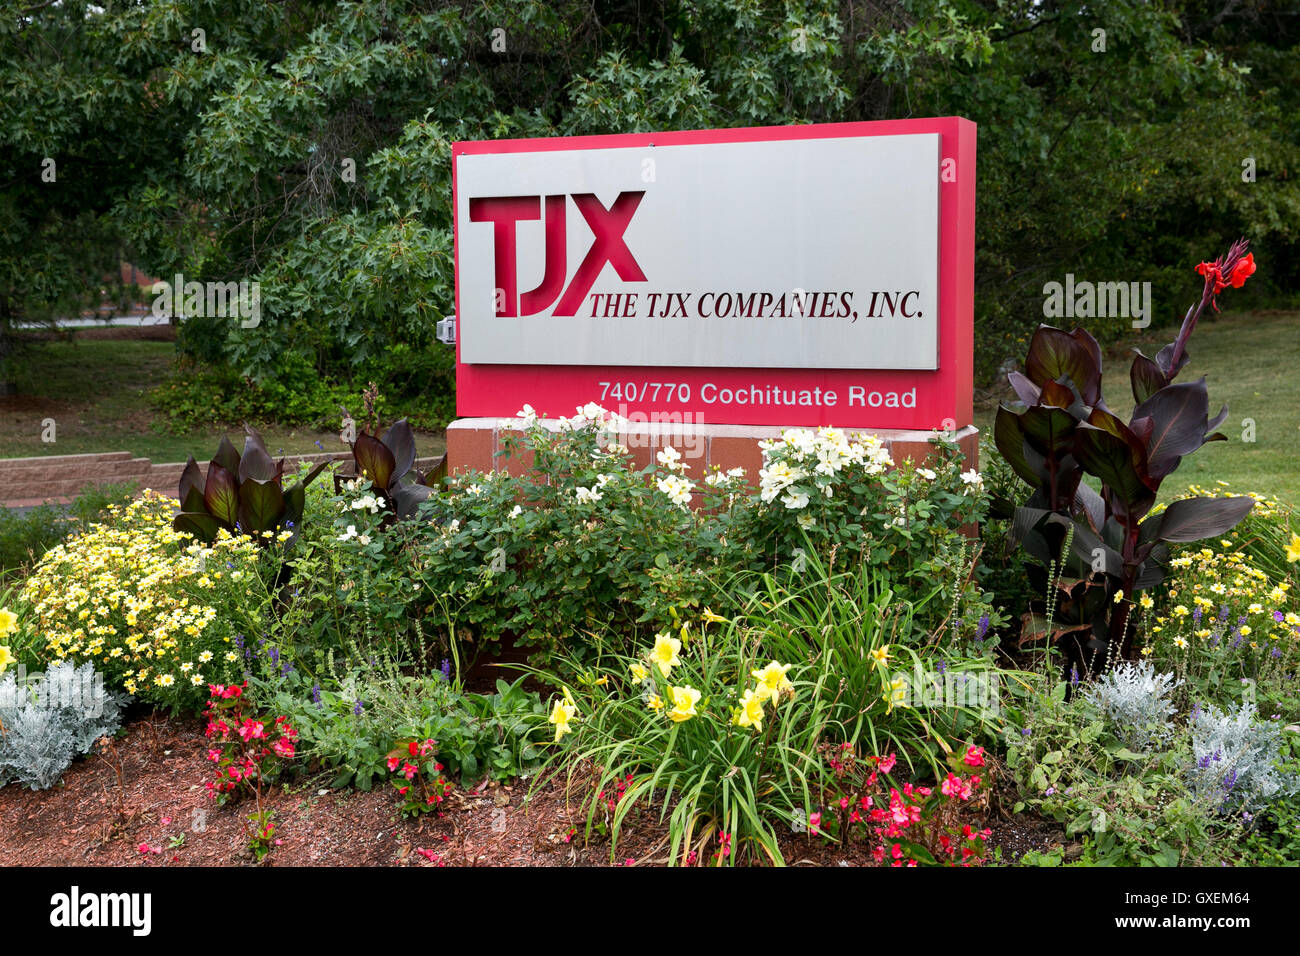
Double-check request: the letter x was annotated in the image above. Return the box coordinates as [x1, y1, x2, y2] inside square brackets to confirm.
[552, 191, 647, 316]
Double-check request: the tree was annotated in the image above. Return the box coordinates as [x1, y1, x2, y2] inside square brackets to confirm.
[1, 0, 1295, 415]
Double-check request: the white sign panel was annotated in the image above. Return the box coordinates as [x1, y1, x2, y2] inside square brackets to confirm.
[456, 133, 939, 369]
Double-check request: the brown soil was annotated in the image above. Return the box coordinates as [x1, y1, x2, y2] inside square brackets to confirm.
[0, 712, 1058, 867]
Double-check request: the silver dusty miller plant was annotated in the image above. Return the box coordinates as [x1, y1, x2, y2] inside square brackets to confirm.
[0, 661, 128, 790]
[1187, 700, 1298, 818]
[1084, 660, 1181, 752]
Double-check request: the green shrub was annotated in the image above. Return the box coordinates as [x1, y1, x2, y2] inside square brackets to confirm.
[409, 404, 997, 667]
[246, 632, 547, 790]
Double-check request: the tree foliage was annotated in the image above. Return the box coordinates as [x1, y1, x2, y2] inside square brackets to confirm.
[1, 0, 1296, 412]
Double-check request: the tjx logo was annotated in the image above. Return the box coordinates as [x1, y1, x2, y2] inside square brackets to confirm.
[469, 191, 646, 316]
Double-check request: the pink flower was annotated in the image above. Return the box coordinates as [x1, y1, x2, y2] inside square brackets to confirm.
[941, 773, 961, 797]
[964, 745, 985, 767]
[387, 755, 401, 772]
[808, 812, 822, 833]
[402, 762, 418, 780]
[878, 753, 897, 774]
[891, 843, 903, 860]
[272, 738, 295, 758]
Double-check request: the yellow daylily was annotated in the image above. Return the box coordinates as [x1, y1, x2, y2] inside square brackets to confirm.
[732, 688, 766, 731]
[883, 678, 909, 714]
[0, 607, 18, 637]
[751, 661, 793, 702]
[869, 645, 890, 668]
[667, 685, 701, 723]
[629, 662, 649, 685]
[701, 607, 727, 624]
[0, 645, 14, 675]
[549, 687, 579, 742]
[649, 633, 682, 677]
[646, 694, 664, 713]
[1287, 533, 1300, 564]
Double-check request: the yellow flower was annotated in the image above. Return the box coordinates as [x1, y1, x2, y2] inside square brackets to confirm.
[629, 662, 648, 685]
[884, 678, 908, 713]
[1173, 636, 1189, 649]
[0, 645, 14, 675]
[732, 688, 766, 731]
[1139, 594, 1154, 610]
[1287, 534, 1300, 564]
[1239, 625, 1252, 637]
[649, 632, 682, 677]
[668, 685, 700, 722]
[647, 694, 664, 712]
[1113, 590, 1125, 604]
[870, 646, 891, 667]
[751, 661, 794, 702]
[701, 608, 727, 624]
[0, 607, 17, 637]
[548, 688, 578, 743]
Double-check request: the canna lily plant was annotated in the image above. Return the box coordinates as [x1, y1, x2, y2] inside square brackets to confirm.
[174, 428, 331, 546]
[994, 240, 1258, 668]
[345, 417, 447, 520]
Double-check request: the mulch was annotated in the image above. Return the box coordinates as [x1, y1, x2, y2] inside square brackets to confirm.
[0, 712, 1064, 867]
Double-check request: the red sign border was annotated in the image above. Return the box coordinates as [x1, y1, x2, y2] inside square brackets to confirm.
[452, 117, 975, 430]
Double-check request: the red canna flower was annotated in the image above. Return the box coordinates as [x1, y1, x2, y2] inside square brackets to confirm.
[1229, 252, 1255, 288]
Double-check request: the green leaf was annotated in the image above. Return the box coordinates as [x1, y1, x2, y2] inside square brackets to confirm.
[354, 432, 397, 490]
[203, 461, 240, 528]
[238, 478, 285, 533]
[174, 511, 220, 542]
[1151, 495, 1254, 544]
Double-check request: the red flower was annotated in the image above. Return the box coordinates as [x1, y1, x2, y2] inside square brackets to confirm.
[964, 745, 985, 768]
[1229, 252, 1256, 288]
[1195, 261, 1227, 294]
[387, 755, 401, 772]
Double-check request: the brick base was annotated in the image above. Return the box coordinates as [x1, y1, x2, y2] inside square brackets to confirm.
[447, 418, 979, 484]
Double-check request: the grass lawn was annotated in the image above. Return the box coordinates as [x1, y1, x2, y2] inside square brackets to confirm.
[978, 309, 1300, 506]
[1, 335, 445, 463]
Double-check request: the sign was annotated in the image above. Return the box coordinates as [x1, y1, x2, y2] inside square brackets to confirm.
[452, 117, 975, 429]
